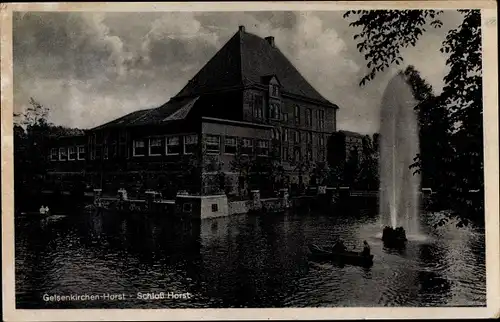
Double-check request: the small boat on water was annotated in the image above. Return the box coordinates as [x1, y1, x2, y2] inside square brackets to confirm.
[308, 244, 374, 267]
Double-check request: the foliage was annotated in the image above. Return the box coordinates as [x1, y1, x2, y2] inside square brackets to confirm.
[309, 161, 330, 186]
[343, 10, 444, 86]
[356, 135, 379, 190]
[13, 98, 85, 206]
[327, 131, 347, 170]
[344, 9, 484, 225]
[404, 66, 454, 200]
[344, 147, 359, 187]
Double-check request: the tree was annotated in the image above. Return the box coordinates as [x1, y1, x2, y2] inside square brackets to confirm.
[229, 148, 252, 197]
[404, 65, 454, 201]
[309, 161, 330, 188]
[357, 135, 379, 190]
[326, 131, 347, 188]
[344, 9, 483, 226]
[344, 147, 359, 187]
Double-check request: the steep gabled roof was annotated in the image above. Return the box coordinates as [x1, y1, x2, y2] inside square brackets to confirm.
[92, 27, 337, 131]
[175, 28, 336, 107]
[239, 32, 333, 106]
[175, 31, 243, 97]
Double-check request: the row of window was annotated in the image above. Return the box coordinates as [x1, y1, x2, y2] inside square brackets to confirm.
[132, 135, 271, 157]
[133, 134, 199, 157]
[50, 146, 86, 161]
[271, 128, 325, 146]
[51, 133, 326, 161]
[252, 98, 326, 129]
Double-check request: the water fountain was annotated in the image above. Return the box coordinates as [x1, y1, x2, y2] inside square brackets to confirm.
[379, 71, 421, 244]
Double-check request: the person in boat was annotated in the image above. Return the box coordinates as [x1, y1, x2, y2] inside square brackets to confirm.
[333, 240, 347, 252]
[39, 205, 46, 215]
[362, 240, 371, 256]
[44, 206, 50, 214]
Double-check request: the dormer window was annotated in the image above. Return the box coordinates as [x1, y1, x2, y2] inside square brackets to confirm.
[272, 85, 279, 97]
[269, 103, 281, 120]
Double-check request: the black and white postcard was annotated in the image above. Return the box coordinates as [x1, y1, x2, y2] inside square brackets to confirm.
[1, 1, 498, 320]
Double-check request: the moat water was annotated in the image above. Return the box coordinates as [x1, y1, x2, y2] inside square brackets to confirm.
[15, 204, 486, 308]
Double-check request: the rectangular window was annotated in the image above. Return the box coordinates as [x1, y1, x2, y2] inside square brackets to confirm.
[241, 138, 253, 155]
[294, 131, 301, 144]
[95, 146, 102, 159]
[256, 140, 269, 156]
[272, 85, 279, 97]
[205, 135, 220, 154]
[59, 147, 68, 161]
[103, 146, 109, 160]
[270, 103, 281, 119]
[224, 136, 237, 154]
[110, 143, 117, 158]
[282, 112, 289, 123]
[318, 135, 325, 148]
[282, 146, 289, 161]
[272, 128, 280, 141]
[149, 138, 163, 156]
[293, 146, 301, 162]
[306, 108, 312, 127]
[307, 148, 313, 161]
[133, 140, 146, 156]
[318, 149, 325, 161]
[184, 135, 198, 155]
[50, 148, 58, 161]
[254, 95, 264, 119]
[68, 146, 77, 160]
[166, 136, 180, 155]
[318, 109, 325, 130]
[212, 203, 218, 212]
[282, 129, 289, 142]
[294, 105, 300, 124]
[306, 132, 313, 144]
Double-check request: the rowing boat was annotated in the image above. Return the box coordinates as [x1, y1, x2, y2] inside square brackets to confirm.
[308, 244, 374, 266]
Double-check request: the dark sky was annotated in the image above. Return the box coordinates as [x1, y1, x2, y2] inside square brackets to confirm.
[13, 10, 463, 133]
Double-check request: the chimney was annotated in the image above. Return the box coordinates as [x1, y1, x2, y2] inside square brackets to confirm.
[265, 36, 275, 48]
[239, 25, 245, 33]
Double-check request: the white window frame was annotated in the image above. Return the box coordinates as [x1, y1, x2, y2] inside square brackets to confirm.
[282, 112, 288, 123]
[224, 136, 237, 155]
[294, 131, 301, 144]
[319, 135, 325, 147]
[68, 146, 77, 161]
[318, 109, 325, 130]
[282, 146, 289, 161]
[149, 137, 163, 156]
[183, 135, 198, 155]
[133, 140, 146, 157]
[241, 138, 253, 156]
[205, 135, 220, 155]
[50, 148, 58, 161]
[294, 105, 300, 124]
[306, 108, 312, 126]
[58, 147, 68, 161]
[257, 140, 269, 156]
[166, 136, 180, 156]
[282, 129, 289, 142]
[77, 145, 86, 160]
[306, 132, 313, 144]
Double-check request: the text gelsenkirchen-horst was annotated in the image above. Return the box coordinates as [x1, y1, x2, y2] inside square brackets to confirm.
[42, 292, 193, 302]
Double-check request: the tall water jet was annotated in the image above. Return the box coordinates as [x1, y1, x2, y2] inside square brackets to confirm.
[379, 71, 421, 236]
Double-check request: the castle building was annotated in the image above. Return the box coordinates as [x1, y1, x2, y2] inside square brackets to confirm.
[47, 26, 339, 198]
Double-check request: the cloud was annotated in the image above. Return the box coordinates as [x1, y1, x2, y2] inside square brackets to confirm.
[13, 10, 462, 134]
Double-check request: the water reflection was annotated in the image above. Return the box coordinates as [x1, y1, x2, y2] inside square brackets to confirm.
[15, 207, 486, 308]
